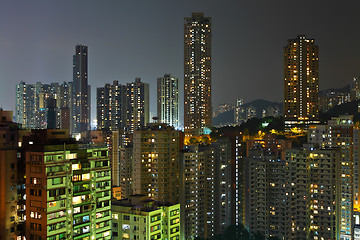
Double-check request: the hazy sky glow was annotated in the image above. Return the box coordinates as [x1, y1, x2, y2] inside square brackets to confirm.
[1, 0, 360, 122]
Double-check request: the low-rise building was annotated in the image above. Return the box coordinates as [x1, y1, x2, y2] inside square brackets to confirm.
[112, 195, 180, 240]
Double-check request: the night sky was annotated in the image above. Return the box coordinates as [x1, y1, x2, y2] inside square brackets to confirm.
[1, 0, 360, 124]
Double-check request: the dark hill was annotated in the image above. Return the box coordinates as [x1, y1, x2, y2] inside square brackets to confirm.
[321, 100, 360, 122]
[213, 99, 282, 126]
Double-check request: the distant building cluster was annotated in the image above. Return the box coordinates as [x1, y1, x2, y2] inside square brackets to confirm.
[97, 78, 149, 134]
[4, 11, 360, 240]
[16, 81, 72, 130]
[16, 45, 90, 137]
[212, 98, 281, 127]
[319, 87, 351, 112]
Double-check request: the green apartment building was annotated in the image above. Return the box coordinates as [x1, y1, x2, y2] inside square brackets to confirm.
[24, 130, 112, 240]
[112, 195, 180, 240]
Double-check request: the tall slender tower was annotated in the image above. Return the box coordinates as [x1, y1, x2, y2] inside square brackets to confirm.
[126, 78, 149, 133]
[157, 74, 179, 129]
[15, 81, 35, 129]
[284, 35, 319, 131]
[72, 44, 90, 134]
[184, 13, 212, 138]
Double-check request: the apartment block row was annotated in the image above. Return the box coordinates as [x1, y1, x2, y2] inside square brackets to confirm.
[16, 45, 91, 136]
[239, 115, 360, 240]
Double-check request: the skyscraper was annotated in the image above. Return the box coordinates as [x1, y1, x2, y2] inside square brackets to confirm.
[184, 13, 212, 138]
[284, 35, 319, 130]
[157, 74, 179, 129]
[72, 44, 90, 135]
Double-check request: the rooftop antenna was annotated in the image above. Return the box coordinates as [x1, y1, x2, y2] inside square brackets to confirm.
[152, 117, 159, 123]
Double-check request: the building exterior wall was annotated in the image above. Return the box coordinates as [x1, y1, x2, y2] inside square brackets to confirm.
[111, 198, 180, 240]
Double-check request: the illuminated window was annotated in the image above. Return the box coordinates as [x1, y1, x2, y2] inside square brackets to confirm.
[82, 173, 90, 180]
[72, 163, 81, 170]
[72, 196, 81, 205]
[74, 207, 80, 214]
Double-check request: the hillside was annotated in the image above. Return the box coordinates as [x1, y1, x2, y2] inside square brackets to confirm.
[321, 100, 360, 122]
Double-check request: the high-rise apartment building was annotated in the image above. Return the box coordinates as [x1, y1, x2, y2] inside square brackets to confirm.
[16, 82, 35, 129]
[284, 35, 319, 130]
[351, 77, 360, 101]
[234, 98, 245, 125]
[72, 44, 91, 135]
[180, 144, 215, 240]
[246, 106, 256, 121]
[244, 148, 288, 238]
[110, 129, 133, 199]
[157, 74, 179, 129]
[126, 78, 149, 133]
[97, 81, 127, 132]
[132, 123, 179, 203]
[212, 137, 232, 234]
[285, 148, 341, 240]
[111, 131, 121, 187]
[184, 13, 212, 137]
[327, 116, 354, 239]
[119, 144, 133, 199]
[24, 130, 111, 240]
[308, 116, 357, 239]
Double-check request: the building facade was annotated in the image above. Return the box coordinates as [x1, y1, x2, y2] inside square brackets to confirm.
[243, 149, 288, 238]
[119, 145, 133, 199]
[180, 144, 215, 240]
[212, 138, 232, 234]
[285, 148, 341, 240]
[184, 13, 212, 137]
